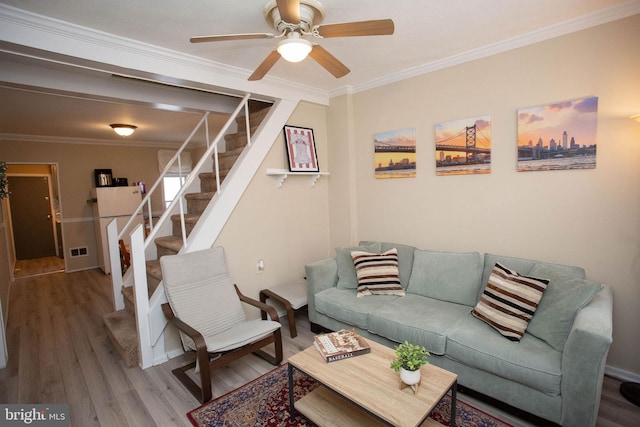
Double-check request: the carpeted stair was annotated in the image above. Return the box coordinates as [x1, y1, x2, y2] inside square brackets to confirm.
[103, 103, 271, 368]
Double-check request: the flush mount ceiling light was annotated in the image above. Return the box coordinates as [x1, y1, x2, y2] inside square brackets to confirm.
[110, 124, 137, 137]
[277, 32, 312, 62]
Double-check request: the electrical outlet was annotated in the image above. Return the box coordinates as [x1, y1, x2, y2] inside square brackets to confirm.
[256, 259, 265, 273]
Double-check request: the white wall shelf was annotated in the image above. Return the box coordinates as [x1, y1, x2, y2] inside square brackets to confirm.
[266, 168, 329, 188]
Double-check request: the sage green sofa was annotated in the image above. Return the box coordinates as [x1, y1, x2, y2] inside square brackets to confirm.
[305, 241, 613, 427]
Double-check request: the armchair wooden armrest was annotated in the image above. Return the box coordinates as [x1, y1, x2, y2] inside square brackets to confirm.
[162, 303, 206, 348]
[161, 302, 212, 401]
[234, 284, 280, 322]
[159, 248, 283, 404]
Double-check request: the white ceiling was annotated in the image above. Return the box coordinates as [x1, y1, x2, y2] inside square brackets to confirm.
[0, 0, 638, 145]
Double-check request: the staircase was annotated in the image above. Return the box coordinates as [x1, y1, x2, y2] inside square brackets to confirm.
[103, 103, 272, 368]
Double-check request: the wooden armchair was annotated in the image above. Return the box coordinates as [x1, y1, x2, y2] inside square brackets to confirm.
[160, 247, 283, 403]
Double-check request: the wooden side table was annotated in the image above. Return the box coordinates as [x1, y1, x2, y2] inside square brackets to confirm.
[259, 280, 308, 338]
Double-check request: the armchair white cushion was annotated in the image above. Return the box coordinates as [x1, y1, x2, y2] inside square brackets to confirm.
[160, 246, 283, 403]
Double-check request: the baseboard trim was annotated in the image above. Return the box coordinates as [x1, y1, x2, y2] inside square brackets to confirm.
[605, 365, 640, 383]
[165, 348, 185, 361]
[152, 354, 170, 367]
[64, 266, 100, 273]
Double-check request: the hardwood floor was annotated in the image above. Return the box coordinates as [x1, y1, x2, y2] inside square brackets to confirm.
[13, 255, 65, 278]
[1, 267, 638, 426]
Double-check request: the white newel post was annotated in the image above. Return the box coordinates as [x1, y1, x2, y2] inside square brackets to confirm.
[130, 224, 153, 369]
[106, 219, 125, 311]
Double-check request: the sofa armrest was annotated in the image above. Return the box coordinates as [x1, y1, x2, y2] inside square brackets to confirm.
[560, 285, 613, 427]
[305, 257, 338, 323]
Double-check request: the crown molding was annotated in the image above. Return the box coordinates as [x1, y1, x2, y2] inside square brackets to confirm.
[0, 133, 183, 148]
[1, 2, 638, 102]
[0, 3, 330, 106]
[333, 0, 640, 97]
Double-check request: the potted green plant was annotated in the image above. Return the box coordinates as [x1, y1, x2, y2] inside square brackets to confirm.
[390, 341, 430, 385]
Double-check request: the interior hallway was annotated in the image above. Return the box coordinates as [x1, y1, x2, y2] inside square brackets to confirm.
[13, 256, 65, 279]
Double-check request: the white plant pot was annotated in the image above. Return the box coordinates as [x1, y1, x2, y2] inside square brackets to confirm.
[400, 367, 421, 385]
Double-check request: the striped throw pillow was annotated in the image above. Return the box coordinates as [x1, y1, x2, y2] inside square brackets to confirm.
[351, 248, 405, 298]
[472, 263, 549, 341]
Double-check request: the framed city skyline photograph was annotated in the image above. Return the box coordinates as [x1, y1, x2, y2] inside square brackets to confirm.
[283, 125, 319, 173]
[434, 115, 491, 176]
[374, 128, 416, 179]
[517, 96, 598, 172]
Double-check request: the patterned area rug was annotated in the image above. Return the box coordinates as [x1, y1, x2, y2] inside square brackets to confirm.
[188, 363, 513, 427]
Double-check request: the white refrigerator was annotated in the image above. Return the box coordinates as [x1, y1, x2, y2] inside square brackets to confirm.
[91, 186, 143, 274]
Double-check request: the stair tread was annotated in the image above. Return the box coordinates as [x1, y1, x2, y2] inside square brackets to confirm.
[154, 235, 183, 251]
[104, 310, 138, 368]
[146, 260, 162, 279]
[237, 107, 270, 125]
[219, 146, 245, 156]
[184, 191, 215, 200]
[199, 170, 232, 178]
[170, 213, 200, 222]
[122, 281, 157, 300]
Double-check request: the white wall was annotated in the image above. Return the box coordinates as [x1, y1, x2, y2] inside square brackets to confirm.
[328, 15, 640, 375]
[0, 140, 168, 272]
[215, 102, 331, 311]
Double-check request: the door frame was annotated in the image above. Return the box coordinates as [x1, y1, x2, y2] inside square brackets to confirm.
[5, 162, 64, 269]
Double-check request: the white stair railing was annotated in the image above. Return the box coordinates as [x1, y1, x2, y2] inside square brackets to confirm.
[106, 95, 298, 369]
[141, 93, 252, 253]
[107, 94, 252, 309]
[105, 93, 254, 368]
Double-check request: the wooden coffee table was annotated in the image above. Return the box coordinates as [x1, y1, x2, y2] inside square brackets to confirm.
[288, 339, 457, 427]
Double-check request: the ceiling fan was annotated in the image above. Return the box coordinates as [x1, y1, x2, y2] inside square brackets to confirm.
[190, 0, 394, 81]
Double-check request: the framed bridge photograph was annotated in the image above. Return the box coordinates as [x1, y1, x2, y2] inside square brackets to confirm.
[374, 128, 416, 179]
[284, 125, 319, 172]
[435, 115, 492, 176]
[517, 96, 598, 172]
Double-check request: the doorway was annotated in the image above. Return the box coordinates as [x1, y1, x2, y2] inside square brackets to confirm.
[8, 176, 56, 259]
[6, 164, 65, 277]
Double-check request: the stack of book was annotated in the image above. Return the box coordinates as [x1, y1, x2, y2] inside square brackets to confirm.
[313, 329, 371, 363]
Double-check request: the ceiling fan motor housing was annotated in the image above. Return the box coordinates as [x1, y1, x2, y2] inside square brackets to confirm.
[264, 0, 325, 34]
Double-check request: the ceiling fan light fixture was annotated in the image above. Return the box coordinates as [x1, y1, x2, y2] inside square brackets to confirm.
[110, 124, 137, 137]
[277, 33, 312, 63]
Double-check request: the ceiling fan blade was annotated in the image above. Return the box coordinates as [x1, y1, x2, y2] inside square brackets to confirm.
[308, 45, 350, 78]
[190, 33, 274, 43]
[276, 0, 300, 23]
[248, 51, 282, 81]
[316, 19, 395, 38]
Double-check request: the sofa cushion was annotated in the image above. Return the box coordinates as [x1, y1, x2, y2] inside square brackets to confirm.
[472, 263, 548, 341]
[481, 253, 585, 301]
[367, 295, 471, 355]
[314, 287, 398, 329]
[527, 263, 603, 351]
[360, 241, 416, 288]
[336, 242, 382, 290]
[407, 250, 483, 306]
[447, 314, 562, 396]
[352, 248, 405, 297]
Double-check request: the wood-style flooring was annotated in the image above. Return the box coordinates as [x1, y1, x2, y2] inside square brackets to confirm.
[1, 265, 638, 426]
[13, 255, 64, 279]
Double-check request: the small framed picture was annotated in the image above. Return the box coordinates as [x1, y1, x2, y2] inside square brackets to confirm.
[283, 125, 319, 172]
